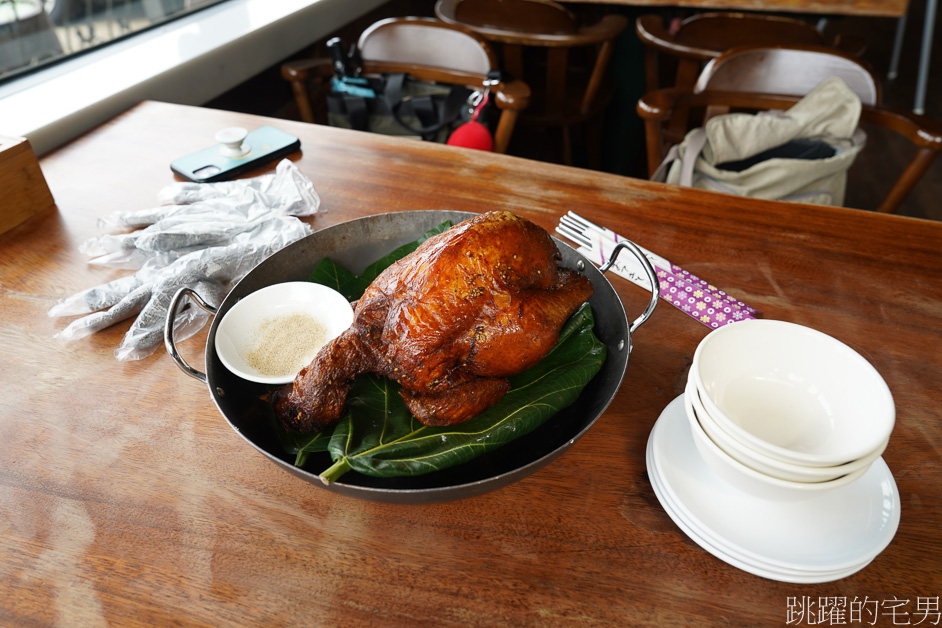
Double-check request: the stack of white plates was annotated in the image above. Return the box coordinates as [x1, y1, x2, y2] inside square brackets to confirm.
[646, 395, 901, 583]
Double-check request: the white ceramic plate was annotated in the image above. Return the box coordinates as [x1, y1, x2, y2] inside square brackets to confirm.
[648, 395, 900, 574]
[648, 441, 868, 584]
[646, 417, 869, 583]
[214, 281, 354, 384]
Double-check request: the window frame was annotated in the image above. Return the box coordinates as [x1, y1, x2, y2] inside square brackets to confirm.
[0, 0, 386, 155]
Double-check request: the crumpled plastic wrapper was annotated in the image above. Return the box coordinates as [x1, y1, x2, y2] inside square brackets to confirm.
[50, 159, 321, 361]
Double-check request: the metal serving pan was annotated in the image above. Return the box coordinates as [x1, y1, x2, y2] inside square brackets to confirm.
[166, 210, 657, 503]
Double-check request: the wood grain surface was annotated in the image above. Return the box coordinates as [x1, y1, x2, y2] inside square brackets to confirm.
[0, 136, 55, 236]
[2, 100, 939, 626]
[562, 0, 909, 17]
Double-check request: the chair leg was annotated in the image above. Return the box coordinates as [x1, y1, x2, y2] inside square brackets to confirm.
[876, 148, 938, 213]
[914, 0, 937, 114]
[290, 81, 315, 124]
[562, 125, 573, 166]
[888, 13, 907, 79]
[667, 59, 700, 142]
[643, 118, 667, 179]
[644, 48, 659, 93]
[493, 110, 518, 154]
[586, 118, 604, 170]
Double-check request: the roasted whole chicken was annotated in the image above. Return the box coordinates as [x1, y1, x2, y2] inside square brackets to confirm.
[270, 211, 594, 433]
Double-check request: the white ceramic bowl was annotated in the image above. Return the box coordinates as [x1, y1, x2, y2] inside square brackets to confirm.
[683, 392, 869, 501]
[691, 319, 894, 468]
[686, 380, 885, 483]
[214, 281, 354, 384]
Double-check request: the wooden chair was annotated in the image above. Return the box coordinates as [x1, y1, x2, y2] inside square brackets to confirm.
[637, 45, 942, 214]
[435, 0, 628, 166]
[636, 12, 865, 95]
[280, 17, 530, 154]
[690, 44, 881, 132]
[636, 12, 866, 146]
[692, 44, 880, 105]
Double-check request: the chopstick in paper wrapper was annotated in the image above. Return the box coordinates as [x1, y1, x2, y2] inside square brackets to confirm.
[556, 212, 760, 329]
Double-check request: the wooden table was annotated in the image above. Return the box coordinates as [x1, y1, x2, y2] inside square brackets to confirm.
[561, 0, 909, 17]
[565, 0, 924, 111]
[4, 100, 940, 626]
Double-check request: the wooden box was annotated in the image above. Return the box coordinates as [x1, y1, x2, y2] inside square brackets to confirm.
[0, 136, 55, 235]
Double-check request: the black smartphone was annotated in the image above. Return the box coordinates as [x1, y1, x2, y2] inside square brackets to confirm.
[170, 126, 301, 182]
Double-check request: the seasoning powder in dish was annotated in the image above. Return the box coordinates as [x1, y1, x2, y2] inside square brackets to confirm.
[246, 313, 329, 378]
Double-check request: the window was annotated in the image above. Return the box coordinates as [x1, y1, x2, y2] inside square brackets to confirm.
[1, 0, 227, 83]
[0, 0, 385, 155]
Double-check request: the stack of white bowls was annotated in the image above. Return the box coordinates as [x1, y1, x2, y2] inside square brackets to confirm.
[686, 319, 895, 500]
[646, 318, 902, 583]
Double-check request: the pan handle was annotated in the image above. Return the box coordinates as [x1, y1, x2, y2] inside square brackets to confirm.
[164, 287, 217, 383]
[600, 240, 660, 335]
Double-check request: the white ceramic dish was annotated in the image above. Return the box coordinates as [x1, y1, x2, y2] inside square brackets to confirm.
[687, 381, 886, 483]
[691, 319, 895, 467]
[650, 395, 900, 573]
[214, 281, 354, 385]
[646, 433, 869, 583]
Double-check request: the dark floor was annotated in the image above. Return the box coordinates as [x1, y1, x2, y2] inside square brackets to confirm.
[208, 1, 941, 222]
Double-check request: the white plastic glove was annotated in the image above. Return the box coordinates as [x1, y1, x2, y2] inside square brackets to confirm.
[50, 160, 320, 361]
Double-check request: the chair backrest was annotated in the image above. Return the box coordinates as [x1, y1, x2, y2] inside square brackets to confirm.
[636, 45, 942, 214]
[695, 45, 880, 105]
[280, 17, 530, 154]
[635, 12, 860, 94]
[357, 17, 495, 77]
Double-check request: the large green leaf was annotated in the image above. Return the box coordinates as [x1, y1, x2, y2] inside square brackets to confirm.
[306, 258, 361, 303]
[319, 303, 604, 482]
[306, 221, 452, 300]
[284, 221, 606, 483]
[267, 402, 331, 467]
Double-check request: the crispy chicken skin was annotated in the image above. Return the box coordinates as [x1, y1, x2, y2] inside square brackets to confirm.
[270, 211, 594, 432]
